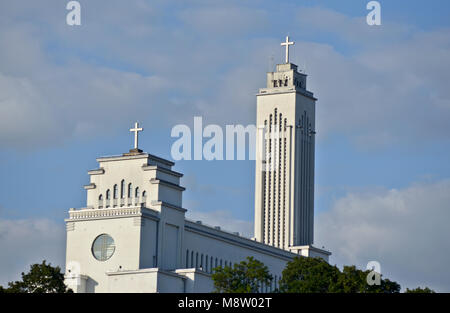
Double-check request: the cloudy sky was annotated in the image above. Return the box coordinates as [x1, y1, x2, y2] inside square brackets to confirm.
[1, 0, 450, 291]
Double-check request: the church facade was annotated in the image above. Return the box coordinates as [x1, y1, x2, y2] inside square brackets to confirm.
[64, 38, 330, 293]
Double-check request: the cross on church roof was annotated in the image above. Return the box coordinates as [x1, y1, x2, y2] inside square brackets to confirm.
[129, 122, 143, 151]
[280, 36, 294, 64]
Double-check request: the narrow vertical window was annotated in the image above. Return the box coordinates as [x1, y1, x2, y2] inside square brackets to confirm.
[120, 180, 125, 198]
[142, 191, 147, 205]
[135, 187, 140, 198]
[128, 183, 132, 198]
[113, 184, 118, 199]
[98, 194, 103, 209]
[106, 189, 110, 200]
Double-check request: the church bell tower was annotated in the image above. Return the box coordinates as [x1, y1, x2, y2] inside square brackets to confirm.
[254, 36, 317, 251]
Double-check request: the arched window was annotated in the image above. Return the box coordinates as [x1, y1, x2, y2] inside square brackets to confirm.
[135, 187, 140, 198]
[106, 189, 110, 200]
[120, 180, 125, 199]
[113, 184, 118, 199]
[128, 183, 132, 198]
[98, 194, 103, 200]
[142, 191, 147, 198]
[191, 251, 194, 268]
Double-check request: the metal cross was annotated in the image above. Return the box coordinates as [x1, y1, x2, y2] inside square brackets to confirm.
[280, 36, 295, 64]
[129, 122, 143, 150]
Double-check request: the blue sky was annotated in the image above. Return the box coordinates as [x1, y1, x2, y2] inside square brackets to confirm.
[1, 0, 450, 291]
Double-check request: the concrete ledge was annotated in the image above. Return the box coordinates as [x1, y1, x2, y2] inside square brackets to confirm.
[150, 178, 186, 191]
[142, 164, 183, 177]
[87, 168, 105, 175]
[151, 200, 187, 213]
[106, 267, 184, 279]
[83, 183, 96, 190]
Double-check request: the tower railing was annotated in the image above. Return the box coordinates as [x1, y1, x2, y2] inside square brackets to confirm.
[98, 196, 146, 209]
[69, 206, 143, 220]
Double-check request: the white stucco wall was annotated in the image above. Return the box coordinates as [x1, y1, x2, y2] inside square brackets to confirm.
[107, 268, 185, 293]
[66, 215, 142, 293]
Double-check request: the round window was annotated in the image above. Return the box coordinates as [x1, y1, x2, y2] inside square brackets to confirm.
[92, 234, 115, 261]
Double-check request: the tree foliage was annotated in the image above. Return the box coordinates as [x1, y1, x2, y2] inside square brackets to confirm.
[405, 287, 435, 293]
[334, 265, 401, 293]
[211, 256, 272, 293]
[279, 257, 401, 293]
[279, 256, 341, 293]
[3, 260, 72, 293]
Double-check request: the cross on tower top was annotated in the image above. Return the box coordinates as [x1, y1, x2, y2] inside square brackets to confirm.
[280, 36, 294, 64]
[129, 122, 143, 152]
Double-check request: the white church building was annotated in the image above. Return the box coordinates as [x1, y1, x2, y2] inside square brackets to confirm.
[64, 37, 331, 293]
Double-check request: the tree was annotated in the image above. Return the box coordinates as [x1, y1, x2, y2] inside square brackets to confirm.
[279, 257, 341, 293]
[211, 256, 273, 293]
[279, 257, 401, 293]
[405, 287, 435, 293]
[5, 260, 72, 293]
[378, 278, 401, 293]
[333, 265, 368, 293]
[334, 265, 400, 293]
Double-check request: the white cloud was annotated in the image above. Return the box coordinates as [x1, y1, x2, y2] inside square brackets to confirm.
[294, 7, 450, 147]
[2, 2, 448, 151]
[178, 6, 269, 36]
[0, 1, 272, 149]
[297, 6, 412, 46]
[315, 179, 450, 292]
[0, 217, 66, 287]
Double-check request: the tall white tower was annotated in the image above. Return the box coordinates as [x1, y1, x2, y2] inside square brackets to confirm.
[254, 37, 317, 251]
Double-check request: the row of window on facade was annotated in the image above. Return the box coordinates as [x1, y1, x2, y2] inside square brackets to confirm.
[262, 107, 289, 249]
[185, 249, 279, 292]
[186, 249, 229, 274]
[273, 79, 288, 87]
[272, 78, 303, 89]
[266, 109, 288, 133]
[97, 180, 147, 208]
